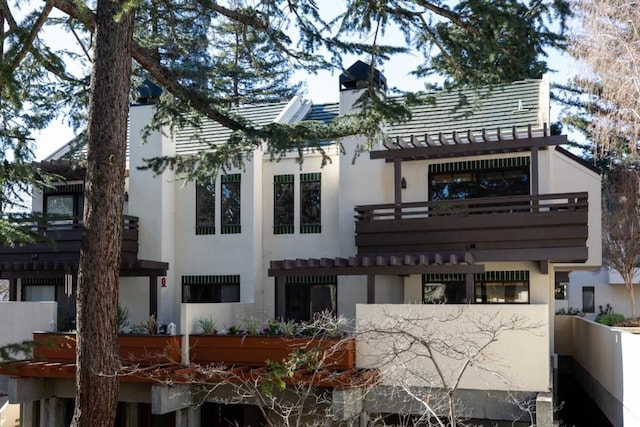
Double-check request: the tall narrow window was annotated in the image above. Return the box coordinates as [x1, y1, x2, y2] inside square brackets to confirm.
[274, 174, 294, 234]
[195, 181, 216, 235]
[300, 173, 321, 233]
[582, 286, 595, 313]
[221, 174, 241, 234]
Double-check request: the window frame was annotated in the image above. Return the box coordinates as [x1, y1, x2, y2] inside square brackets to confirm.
[221, 174, 241, 234]
[182, 275, 241, 303]
[300, 173, 321, 234]
[195, 181, 216, 235]
[429, 157, 531, 201]
[582, 286, 595, 313]
[273, 174, 294, 234]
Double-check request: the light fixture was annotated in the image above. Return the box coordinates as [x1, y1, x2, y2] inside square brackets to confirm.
[401, 177, 407, 189]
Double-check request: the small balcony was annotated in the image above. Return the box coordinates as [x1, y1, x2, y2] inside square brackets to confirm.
[0, 215, 139, 268]
[354, 192, 588, 263]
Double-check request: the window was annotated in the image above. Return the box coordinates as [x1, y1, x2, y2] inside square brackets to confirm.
[195, 181, 216, 235]
[300, 173, 321, 233]
[429, 157, 530, 201]
[474, 270, 529, 303]
[582, 286, 595, 313]
[274, 174, 294, 234]
[44, 184, 84, 216]
[182, 275, 240, 303]
[423, 274, 467, 303]
[555, 272, 569, 300]
[221, 174, 241, 234]
[423, 271, 530, 304]
[284, 276, 336, 322]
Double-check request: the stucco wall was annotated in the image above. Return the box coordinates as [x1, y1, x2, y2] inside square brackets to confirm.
[554, 315, 640, 426]
[568, 269, 640, 320]
[0, 302, 56, 358]
[357, 303, 550, 391]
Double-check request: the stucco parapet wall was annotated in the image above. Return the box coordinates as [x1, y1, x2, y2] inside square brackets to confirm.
[553, 315, 640, 426]
[356, 304, 550, 391]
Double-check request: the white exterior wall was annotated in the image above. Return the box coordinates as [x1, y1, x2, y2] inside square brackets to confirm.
[543, 148, 602, 268]
[555, 316, 640, 426]
[357, 303, 550, 391]
[126, 104, 179, 327]
[568, 268, 640, 320]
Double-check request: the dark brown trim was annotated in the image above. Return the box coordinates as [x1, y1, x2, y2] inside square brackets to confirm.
[367, 275, 375, 303]
[149, 275, 158, 319]
[9, 278, 17, 301]
[275, 276, 285, 320]
[372, 131, 565, 162]
[269, 253, 482, 277]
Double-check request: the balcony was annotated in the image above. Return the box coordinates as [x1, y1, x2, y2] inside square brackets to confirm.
[0, 215, 139, 270]
[354, 192, 588, 264]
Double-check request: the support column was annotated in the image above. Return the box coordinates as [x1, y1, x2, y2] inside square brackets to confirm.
[21, 401, 37, 427]
[275, 276, 286, 319]
[149, 275, 158, 320]
[465, 273, 474, 303]
[535, 392, 553, 427]
[366, 275, 375, 304]
[9, 277, 17, 301]
[393, 158, 402, 219]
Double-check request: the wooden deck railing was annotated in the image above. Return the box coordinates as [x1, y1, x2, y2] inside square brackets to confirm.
[354, 192, 589, 263]
[0, 215, 139, 263]
[354, 192, 588, 221]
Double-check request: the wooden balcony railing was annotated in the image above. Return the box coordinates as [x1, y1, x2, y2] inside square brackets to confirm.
[0, 215, 139, 264]
[354, 192, 589, 263]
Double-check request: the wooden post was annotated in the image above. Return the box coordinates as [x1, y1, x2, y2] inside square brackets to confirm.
[394, 158, 402, 219]
[367, 275, 375, 304]
[275, 276, 286, 320]
[149, 275, 158, 319]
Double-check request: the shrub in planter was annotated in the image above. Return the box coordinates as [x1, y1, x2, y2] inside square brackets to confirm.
[595, 313, 626, 326]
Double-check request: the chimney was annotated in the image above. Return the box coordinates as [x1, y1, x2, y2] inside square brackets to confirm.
[339, 60, 387, 115]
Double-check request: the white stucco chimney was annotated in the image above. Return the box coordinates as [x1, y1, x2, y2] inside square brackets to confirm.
[338, 60, 388, 115]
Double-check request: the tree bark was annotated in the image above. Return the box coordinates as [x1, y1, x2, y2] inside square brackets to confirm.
[71, 0, 134, 425]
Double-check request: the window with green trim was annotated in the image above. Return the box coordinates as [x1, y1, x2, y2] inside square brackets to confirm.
[274, 175, 294, 234]
[429, 157, 530, 201]
[221, 174, 241, 234]
[182, 275, 240, 303]
[474, 270, 529, 304]
[422, 273, 467, 304]
[195, 181, 216, 235]
[422, 271, 530, 304]
[300, 173, 321, 234]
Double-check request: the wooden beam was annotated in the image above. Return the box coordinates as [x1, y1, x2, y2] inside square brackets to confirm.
[370, 134, 567, 161]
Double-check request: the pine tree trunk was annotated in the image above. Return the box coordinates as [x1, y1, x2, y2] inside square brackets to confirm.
[71, 0, 134, 425]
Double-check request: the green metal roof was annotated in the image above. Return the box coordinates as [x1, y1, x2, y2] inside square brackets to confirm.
[174, 101, 290, 155]
[385, 79, 542, 137]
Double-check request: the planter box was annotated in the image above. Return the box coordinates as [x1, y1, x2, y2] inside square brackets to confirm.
[188, 335, 355, 370]
[33, 332, 182, 365]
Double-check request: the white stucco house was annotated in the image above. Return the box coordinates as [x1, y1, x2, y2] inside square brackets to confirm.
[0, 62, 602, 426]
